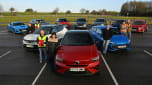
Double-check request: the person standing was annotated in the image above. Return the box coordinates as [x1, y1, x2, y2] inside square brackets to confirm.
[127, 20, 132, 40]
[35, 21, 40, 30]
[27, 23, 34, 34]
[37, 30, 48, 63]
[102, 24, 113, 54]
[121, 21, 128, 37]
[48, 32, 58, 71]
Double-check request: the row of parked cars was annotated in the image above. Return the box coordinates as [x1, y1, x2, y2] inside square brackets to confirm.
[7, 18, 148, 75]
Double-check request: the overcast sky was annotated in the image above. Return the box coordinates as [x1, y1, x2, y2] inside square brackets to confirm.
[0, 0, 151, 12]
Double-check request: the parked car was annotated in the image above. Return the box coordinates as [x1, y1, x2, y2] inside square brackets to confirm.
[55, 18, 71, 28]
[75, 18, 87, 28]
[93, 18, 106, 26]
[111, 19, 126, 31]
[132, 20, 148, 32]
[55, 30, 101, 75]
[8, 22, 28, 34]
[23, 25, 68, 49]
[90, 26, 131, 51]
[29, 19, 49, 26]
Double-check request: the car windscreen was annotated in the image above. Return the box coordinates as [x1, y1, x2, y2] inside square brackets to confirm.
[133, 21, 144, 25]
[77, 19, 86, 22]
[37, 20, 45, 23]
[33, 26, 54, 34]
[59, 19, 67, 22]
[111, 28, 121, 35]
[96, 19, 105, 22]
[61, 32, 94, 46]
[112, 20, 124, 24]
[13, 23, 25, 26]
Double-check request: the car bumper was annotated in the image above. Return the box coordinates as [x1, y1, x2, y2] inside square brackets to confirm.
[55, 61, 100, 75]
[108, 44, 131, 51]
[23, 40, 38, 49]
[132, 28, 145, 32]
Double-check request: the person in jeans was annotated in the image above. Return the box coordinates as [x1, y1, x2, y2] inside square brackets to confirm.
[127, 20, 132, 40]
[48, 32, 58, 71]
[102, 24, 113, 54]
[37, 30, 48, 63]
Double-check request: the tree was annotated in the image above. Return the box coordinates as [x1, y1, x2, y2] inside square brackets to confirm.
[9, 7, 15, 16]
[91, 10, 97, 15]
[25, 8, 34, 13]
[52, 8, 59, 15]
[80, 8, 86, 14]
[0, 4, 3, 15]
[85, 10, 89, 14]
[66, 10, 71, 14]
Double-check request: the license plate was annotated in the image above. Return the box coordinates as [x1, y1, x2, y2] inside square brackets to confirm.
[132, 29, 137, 31]
[26, 44, 33, 48]
[118, 45, 126, 48]
[69, 68, 85, 72]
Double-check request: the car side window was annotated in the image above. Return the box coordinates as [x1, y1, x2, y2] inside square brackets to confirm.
[57, 26, 63, 32]
[96, 28, 102, 33]
[91, 27, 97, 32]
[52, 28, 58, 33]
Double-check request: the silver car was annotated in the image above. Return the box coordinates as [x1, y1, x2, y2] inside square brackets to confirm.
[23, 25, 68, 49]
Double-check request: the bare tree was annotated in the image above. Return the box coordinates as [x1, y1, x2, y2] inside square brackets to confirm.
[80, 8, 86, 14]
[0, 4, 3, 15]
[9, 7, 15, 16]
[52, 8, 59, 15]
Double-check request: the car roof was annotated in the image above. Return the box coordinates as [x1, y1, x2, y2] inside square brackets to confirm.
[66, 30, 89, 33]
[40, 24, 57, 27]
[58, 18, 66, 19]
[93, 26, 117, 29]
[134, 20, 145, 22]
[77, 18, 86, 19]
[96, 18, 105, 20]
[12, 22, 24, 23]
[112, 19, 126, 21]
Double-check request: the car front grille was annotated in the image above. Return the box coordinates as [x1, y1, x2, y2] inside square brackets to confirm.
[112, 45, 129, 49]
[67, 65, 88, 67]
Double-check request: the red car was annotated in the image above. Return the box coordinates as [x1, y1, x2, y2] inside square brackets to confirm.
[56, 18, 71, 28]
[55, 30, 101, 75]
[132, 20, 148, 32]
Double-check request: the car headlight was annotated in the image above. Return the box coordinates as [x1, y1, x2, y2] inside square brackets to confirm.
[128, 40, 131, 43]
[139, 27, 144, 29]
[83, 24, 87, 26]
[109, 42, 115, 44]
[92, 56, 99, 61]
[56, 55, 63, 62]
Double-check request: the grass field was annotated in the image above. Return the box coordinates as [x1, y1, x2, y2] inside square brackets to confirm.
[0, 13, 152, 26]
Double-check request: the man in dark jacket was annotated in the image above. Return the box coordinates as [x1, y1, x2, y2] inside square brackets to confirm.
[102, 24, 113, 54]
[27, 24, 35, 34]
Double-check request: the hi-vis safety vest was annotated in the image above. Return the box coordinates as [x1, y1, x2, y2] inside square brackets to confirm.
[38, 35, 47, 47]
[35, 24, 40, 30]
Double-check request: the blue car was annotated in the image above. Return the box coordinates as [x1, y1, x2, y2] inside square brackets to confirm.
[8, 22, 28, 33]
[90, 25, 131, 51]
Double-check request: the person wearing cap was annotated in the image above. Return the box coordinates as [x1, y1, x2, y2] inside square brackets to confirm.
[102, 22, 113, 54]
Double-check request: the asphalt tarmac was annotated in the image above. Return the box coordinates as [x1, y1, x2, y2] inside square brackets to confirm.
[0, 25, 151, 85]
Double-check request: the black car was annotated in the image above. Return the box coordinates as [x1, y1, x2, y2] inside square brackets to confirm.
[29, 19, 49, 26]
[93, 18, 106, 26]
[75, 18, 87, 28]
[111, 19, 126, 28]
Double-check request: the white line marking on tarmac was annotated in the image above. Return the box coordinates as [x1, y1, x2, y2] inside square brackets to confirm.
[32, 63, 47, 85]
[144, 50, 152, 56]
[99, 52, 119, 85]
[0, 50, 11, 58]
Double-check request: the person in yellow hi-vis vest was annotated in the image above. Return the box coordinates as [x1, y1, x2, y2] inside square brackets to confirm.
[37, 30, 48, 63]
[35, 21, 40, 30]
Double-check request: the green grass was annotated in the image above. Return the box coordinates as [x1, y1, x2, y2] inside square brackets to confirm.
[0, 13, 152, 26]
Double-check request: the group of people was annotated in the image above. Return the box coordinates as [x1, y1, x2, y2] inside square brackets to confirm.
[37, 30, 58, 71]
[26, 21, 40, 34]
[102, 20, 132, 54]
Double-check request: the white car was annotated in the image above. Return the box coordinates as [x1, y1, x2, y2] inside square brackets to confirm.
[23, 25, 68, 49]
